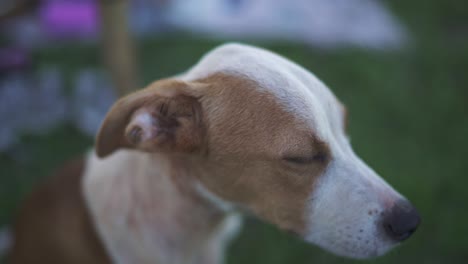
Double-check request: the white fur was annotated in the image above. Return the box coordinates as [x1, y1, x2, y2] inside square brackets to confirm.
[130, 111, 156, 142]
[195, 182, 234, 212]
[182, 43, 408, 258]
[181, 43, 348, 151]
[200, 213, 243, 263]
[305, 149, 404, 258]
[83, 150, 146, 264]
[85, 43, 408, 261]
[83, 150, 241, 264]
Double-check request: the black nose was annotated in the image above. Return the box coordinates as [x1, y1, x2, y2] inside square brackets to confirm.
[382, 199, 420, 242]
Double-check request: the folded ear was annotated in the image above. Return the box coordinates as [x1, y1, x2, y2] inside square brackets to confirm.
[95, 80, 205, 158]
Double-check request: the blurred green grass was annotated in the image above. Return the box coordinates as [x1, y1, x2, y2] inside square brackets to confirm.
[1, 0, 468, 263]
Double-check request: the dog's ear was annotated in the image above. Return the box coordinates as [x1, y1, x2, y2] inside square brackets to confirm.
[95, 80, 205, 158]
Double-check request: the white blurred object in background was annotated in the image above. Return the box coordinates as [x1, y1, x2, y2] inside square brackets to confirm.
[166, 0, 408, 49]
[1, 0, 408, 49]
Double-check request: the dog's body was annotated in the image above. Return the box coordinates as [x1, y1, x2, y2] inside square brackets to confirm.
[10, 158, 110, 264]
[83, 151, 241, 264]
[9, 43, 420, 264]
[11, 153, 239, 264]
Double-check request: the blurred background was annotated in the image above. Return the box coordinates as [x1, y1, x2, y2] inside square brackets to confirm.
[0, 0, 467, 263]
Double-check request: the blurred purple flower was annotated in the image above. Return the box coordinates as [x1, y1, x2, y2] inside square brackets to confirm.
[39, 0, 99, 38]
[0, 48, 30, 72]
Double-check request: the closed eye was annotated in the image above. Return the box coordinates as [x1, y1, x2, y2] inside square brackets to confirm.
[283, 152, 328, 165]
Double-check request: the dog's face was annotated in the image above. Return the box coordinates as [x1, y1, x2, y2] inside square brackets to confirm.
[96, 44, 419, 259]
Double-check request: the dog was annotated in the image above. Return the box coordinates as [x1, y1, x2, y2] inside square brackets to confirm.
[8, 43, 420, 264]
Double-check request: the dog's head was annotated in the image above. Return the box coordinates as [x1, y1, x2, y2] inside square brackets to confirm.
[96, 44, 420, 259]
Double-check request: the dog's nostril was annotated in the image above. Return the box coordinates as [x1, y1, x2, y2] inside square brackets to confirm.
[381, 199, 420, 242]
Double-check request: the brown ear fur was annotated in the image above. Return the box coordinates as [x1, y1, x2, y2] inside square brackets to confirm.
[95, 79, 205, 158]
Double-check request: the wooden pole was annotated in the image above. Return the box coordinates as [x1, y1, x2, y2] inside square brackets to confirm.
[98, 0, 139, 97]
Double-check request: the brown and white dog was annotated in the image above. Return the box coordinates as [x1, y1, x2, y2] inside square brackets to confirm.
[9, 43, 420, 264]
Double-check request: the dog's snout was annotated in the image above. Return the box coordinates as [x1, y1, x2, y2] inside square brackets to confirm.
[381, 199, 420, 242]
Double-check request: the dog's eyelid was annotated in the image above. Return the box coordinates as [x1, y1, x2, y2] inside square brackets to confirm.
[283, 156, 311, 164]
[283, 151, 328, 165]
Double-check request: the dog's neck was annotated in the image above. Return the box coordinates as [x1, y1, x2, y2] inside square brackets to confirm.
[83, 150, 240, 264]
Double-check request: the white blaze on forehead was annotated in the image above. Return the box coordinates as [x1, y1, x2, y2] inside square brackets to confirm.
[178, 43, 408, 258]
[180, 43, 342, 141]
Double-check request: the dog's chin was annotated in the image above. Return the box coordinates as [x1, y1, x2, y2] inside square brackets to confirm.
[322, 242, 396, 260]
[304, 233, 397, 259]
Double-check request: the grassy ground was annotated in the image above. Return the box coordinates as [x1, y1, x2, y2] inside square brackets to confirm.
[1, 0, 468, 263]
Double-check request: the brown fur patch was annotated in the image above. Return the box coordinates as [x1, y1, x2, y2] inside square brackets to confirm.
[10, 70, 330, 263]
[9, 158, 110, 264]
[190, 73, 330, 234]
[96, 79, 205, 158]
